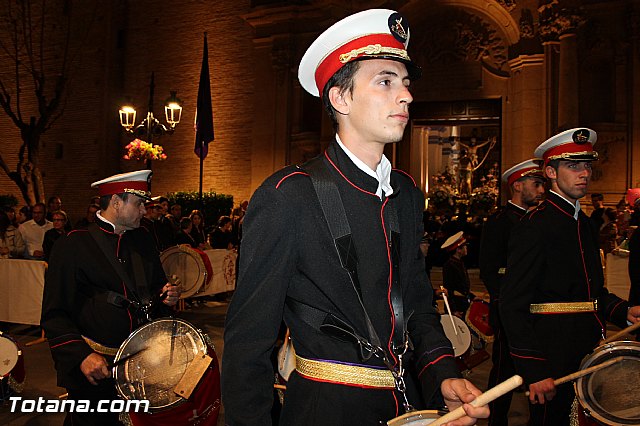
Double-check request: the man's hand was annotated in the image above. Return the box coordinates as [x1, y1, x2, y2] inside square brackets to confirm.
[528, 378, 555, 404]
[80, 353, 110, 385]
[161, 277, 181, 306]
[440, 378, 489, 425]
[627, 305, 640, 323]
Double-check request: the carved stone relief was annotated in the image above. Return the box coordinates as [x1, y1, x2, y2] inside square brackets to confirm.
[417, 9, 508, 73]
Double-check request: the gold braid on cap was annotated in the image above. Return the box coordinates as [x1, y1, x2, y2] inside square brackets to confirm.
[546, 151, 599, 161]
[339, 44, 410, 64]
[123, 188, 151, 198]
[521, 169, 544, 177]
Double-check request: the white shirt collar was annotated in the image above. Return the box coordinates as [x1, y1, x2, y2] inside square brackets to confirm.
[335, 134, 393, 199]
[507, 200, 528, 212]
[96, 211, 119, 233]
[550, 190, 581, 220]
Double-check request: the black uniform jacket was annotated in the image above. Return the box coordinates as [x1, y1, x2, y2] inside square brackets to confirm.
[442, 257, 471, 298]
[500, 191, 629, 385]
[222, 142, 459, 425]
[479, 201, 527, 300]
[629, 227, 640, 305]
[41, 217, 168, 389]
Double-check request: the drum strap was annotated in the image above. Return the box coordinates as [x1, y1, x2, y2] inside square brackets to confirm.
[88, 223, 151, 308]
[301, 155, 412, 411]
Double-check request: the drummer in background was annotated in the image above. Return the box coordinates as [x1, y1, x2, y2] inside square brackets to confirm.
[478, 159, 545, 426]
[41, 170, 180, 426]
[442, 231, 475, 316]
[222, 9, 488, 425]
[500, 129, 640, 426]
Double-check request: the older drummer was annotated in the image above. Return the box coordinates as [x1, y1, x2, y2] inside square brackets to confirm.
[41, 170, 179, 426]
[500, 129, 640, 426]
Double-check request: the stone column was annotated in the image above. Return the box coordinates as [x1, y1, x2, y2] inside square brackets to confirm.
[558, 32, 579, 129]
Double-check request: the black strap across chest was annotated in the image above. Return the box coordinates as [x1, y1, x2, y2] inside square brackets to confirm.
[302, 155, 406, 354]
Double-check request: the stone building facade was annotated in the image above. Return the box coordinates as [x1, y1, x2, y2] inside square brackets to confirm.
[0, 0, 639, 220]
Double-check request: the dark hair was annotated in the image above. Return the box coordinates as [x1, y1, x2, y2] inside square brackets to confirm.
[157, 196, 169, 204]
[180, 217, 192, 230]
[47, 196, 61, 206]
[18, 205, 32, 221]
[322, 61, 361, 131]
[604, 207, 617, 222]
[51, 209, 68, 221]
[546, 159, 560, 174]
[591, 193, 604, 202]
[217, 216, 232, 228]
[33, 202, 46, 211]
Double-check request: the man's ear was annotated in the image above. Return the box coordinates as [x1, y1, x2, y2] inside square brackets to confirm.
[512, 180, 523, 193]
[545, 165, 557, 180]
[109, 194, 120, 210]
[328, 87, 349, 115]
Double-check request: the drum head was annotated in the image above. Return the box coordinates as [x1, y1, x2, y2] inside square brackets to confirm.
[161, 245, 207, 298]
[113, 318, 208, 411]
[440, 315, 471, 357]
[576, 341, 640, 425]
[0, 333, 19, 376]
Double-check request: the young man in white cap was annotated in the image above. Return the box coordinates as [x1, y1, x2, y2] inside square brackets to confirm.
[222, 9, 488, 425]
[478, 159, 545, 426]
[41, 170, 180, 426]
[500, 129, 640, 425]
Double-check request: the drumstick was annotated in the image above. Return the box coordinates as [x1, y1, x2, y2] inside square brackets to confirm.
[428, 375, 523, 426]
[440, 286, 458, 336]
[524, 356, 625, 396]
[601, 321, 640, 344]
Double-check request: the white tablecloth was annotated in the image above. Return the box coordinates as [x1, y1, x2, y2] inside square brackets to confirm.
[1, 259, 46, 325]
[605, 253, 630, 300]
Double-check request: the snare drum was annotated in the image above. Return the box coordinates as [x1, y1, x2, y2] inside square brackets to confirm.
[0, 332, 25, 399]
[440, 315, 471, 358]
[113, 318, 221, 425]
[574, 340, 640, 425]
[161, 245, 213, 298]
[387, 410, 441, 425]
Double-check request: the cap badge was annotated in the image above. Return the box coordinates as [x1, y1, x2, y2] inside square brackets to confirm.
[572, 129, 590, 144]
[389, 13, 409, 44]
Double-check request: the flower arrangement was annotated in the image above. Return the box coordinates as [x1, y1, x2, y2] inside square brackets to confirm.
[123, 139, 167, 161]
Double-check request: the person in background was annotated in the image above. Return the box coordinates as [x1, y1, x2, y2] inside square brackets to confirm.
[19, 202, 52, 259]
[208, 216, 236, 250]
[2, 206, 18, 228]
[155, 196, 176, 251]
[222, 9, 487, 425]
[479, 159, 546, 426]
[167, 203, 182, 238]
[46, 196, 62, 222]
[16, 205, 32, 225]
[176, 217, 198, 248]
[442, 231, 475, 315]
[598, 207, 619, 255]
[43, 210, 68, 261]
[627, 188, 640, 227]
[0, 210, 25, 258]
[500, 128, 640, 426]
[189, 209, 209, 250]
[140, 199, 163, 251]
[590, 193, 605, 231]
[74, 204, 99, 230]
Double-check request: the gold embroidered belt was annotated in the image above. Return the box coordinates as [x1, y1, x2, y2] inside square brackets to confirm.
[295, 355, 395, 389]
[530, 301, 598, 314]
[82, 336, 119, 356]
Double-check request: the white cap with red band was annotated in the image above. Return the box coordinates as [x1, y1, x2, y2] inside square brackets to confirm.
[298, 9, 420, 97]
[502, 159, 545, 187]
[91, 169, 152, 200]
[534, 128, 598, 168]
[441, 231, 466, 252]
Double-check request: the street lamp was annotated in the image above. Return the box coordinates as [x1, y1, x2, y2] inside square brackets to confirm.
[119, 72, 183, 169]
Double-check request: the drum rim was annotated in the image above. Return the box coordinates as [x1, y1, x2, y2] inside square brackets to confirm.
[575, 340, 640, 425]
[113, 318, 208, 411]
[160, 245, 207, 298]
[0, 333, 19, 377]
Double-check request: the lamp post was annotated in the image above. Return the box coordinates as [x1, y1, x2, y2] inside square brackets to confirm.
[119, 72, 183, 170]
